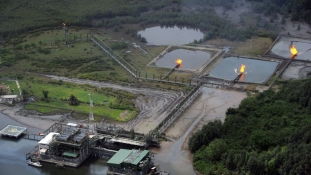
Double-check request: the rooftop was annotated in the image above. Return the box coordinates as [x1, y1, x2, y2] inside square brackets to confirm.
[107, 149, 132, 168]
[107, 149, 150, 168]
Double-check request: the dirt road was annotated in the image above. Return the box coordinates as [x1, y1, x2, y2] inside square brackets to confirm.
[44, 75, 185, 134]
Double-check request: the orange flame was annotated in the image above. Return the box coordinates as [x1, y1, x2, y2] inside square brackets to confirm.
[240, 64, 246, 73]
[175, 59, 182, 68]
[290, 45, 298, 59]
[62, 22, 66, 26]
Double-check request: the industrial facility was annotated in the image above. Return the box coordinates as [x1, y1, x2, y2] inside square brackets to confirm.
[107, 149, 152, 175]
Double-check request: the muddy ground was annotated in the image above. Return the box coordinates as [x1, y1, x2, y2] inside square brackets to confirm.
[215, 0, 311, 39]
[281, 61, 311, 80]
[44, 75, 185, 134]
[152, 87, 247, 175]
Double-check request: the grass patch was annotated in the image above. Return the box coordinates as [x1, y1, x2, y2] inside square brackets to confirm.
[20, 78, 137, 122]
[231, 37, 273, 56]
[0, 80, 19, 95]
[208, 37, 273, 57]
[25, 103, 70, 114]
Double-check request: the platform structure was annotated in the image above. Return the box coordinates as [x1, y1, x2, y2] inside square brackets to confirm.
[110, 137, 146, 147]
[107, 149, 152, 175]
[0, 125, 27, 138]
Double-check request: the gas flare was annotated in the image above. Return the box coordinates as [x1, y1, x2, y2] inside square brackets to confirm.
[240, 64, 246, 73]
[290, 44, 298, 59]
[175, 59, 182, 68]
[239, 73, 245, 81]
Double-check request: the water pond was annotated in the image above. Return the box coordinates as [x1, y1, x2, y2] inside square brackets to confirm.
[209, 57, 279, 83]
[271, 38, 311, 61]
[137, 26, 204, 45]
[155, 49, 211, 71]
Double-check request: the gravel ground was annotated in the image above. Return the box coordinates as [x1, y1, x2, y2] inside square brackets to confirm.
[281, 61, 311, 80]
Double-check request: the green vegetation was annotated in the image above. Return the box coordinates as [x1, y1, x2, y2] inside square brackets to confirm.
[189, 78, 311, 174]
[1, 0, 310, 43]
[0, 29, 132, 82]
[245, 0, 311, 24]
[1, 0, 310, 126]
[0, 0, 287, 43]
[0, 0, 176, 38]
[20, 79, 137, 122]
[110, 42, 128, 50]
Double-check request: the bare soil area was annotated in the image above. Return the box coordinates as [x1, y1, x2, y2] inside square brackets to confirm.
[44, 75, 184, 134]
[0, 104, 56, 131]
[167, 87, 246, 148]
[214, 0, 251, 25]
[215, 0, 311, 39]
[152, 87, 247, 175]
[281, 19, 311, 38]
[281, 61, 311, 80]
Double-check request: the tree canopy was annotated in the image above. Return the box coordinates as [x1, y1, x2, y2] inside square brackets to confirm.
[189, 78, 311, 175]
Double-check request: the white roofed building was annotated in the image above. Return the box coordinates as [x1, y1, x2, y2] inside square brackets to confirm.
[0, 95, 18, 104]
[38, 132, 60, 155]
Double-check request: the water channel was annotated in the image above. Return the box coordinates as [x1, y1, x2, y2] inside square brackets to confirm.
[155, 49, 211, 71]
[209, 57, 279, 83]
[137, 26, 204, 45]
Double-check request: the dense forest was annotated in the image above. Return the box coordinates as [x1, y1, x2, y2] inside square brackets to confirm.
[246, 0, 311, 23]
[189, 78, 311, 174]
[1, 0, 310, 43]
[0, 0, 253, 42]
[0, 0, 311, 43]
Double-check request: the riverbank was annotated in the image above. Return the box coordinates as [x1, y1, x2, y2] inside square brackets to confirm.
[0, 104, 57, 131]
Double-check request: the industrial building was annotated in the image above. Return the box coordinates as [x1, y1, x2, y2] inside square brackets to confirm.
[107, 149, 152, 175]
[30, 123, 96, 167]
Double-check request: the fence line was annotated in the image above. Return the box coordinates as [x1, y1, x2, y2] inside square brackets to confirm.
[90, 33, 199, 86]
[154, 82, 203, 134]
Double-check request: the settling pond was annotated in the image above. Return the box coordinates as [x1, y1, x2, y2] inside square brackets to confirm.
[137, 26, 204, 45]
[209, 57, 279, 83]
[270, 36, 311, 61]
[155, 49, 211, 71]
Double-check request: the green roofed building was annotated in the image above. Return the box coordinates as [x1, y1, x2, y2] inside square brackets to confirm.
[107, 149, 153, 175]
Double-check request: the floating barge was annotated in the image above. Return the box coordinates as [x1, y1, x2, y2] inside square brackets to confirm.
[107, 149, 152, 175]
[0, 125, 27, 138]
[107, 149, 170, 175]
[26, 122, 160, 168]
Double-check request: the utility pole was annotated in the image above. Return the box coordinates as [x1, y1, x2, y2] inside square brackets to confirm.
[63, 23, 67, 44]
